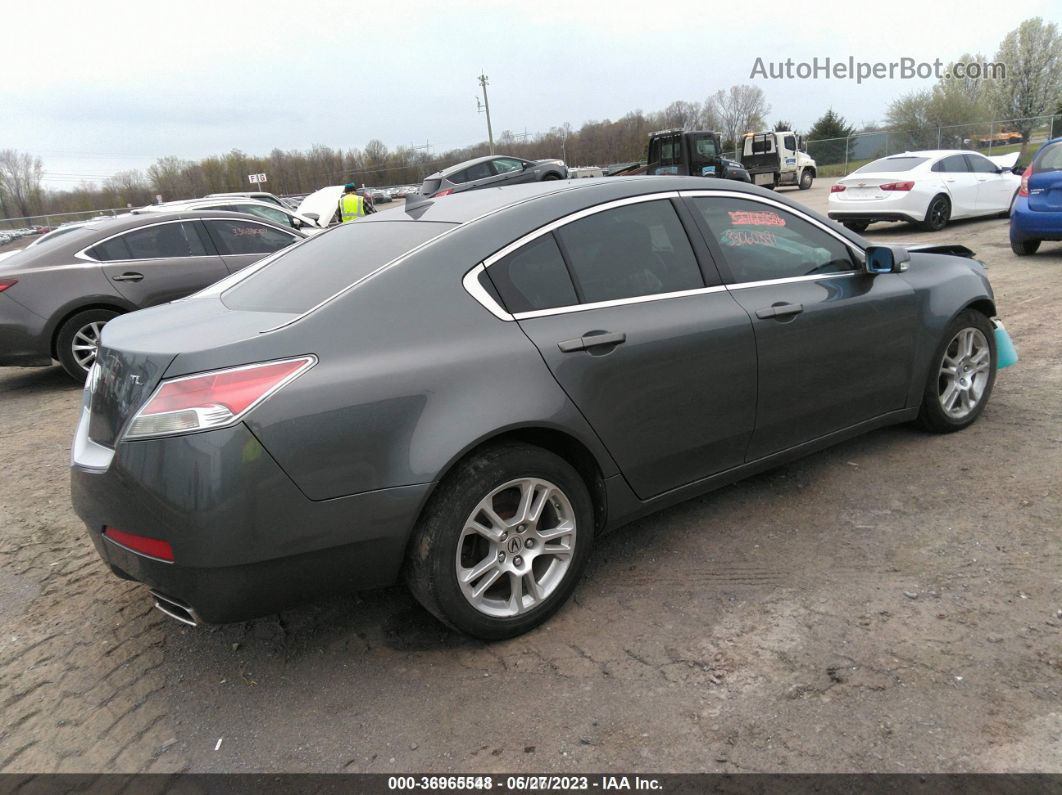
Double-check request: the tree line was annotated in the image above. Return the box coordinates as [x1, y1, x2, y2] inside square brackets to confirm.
[1, 16, 1059, 220]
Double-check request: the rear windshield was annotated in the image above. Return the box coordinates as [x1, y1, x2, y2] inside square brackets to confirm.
[853, 156, 928, 174]
[221, 220, 453, 313]
[1031, 142, 1062, 172]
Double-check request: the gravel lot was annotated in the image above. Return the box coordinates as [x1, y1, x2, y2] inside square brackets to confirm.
[0, 181, 1059, 773]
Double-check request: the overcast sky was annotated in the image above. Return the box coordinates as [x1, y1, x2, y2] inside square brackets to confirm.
[4, 0, 1056, 189]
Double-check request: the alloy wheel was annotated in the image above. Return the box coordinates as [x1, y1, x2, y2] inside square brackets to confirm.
[937, 327, 990, 419]
[71, 321, 106, 372]
[455, 477, 576, 618]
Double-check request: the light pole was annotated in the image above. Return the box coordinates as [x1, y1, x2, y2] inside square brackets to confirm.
[477, 72, 495, 155]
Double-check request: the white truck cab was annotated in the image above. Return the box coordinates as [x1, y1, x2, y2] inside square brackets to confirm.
[740, 131, 817, 190]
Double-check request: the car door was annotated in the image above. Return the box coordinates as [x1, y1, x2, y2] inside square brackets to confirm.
[453, 160, 499, 192]
[200, 218, 300, 274]
[84, 220, 229, 307]
[933, 155, 978, 217]
[489, 196, 757, 500]
[492, 157, 537, 185]
[965, 153, 1016, 213]
[686, 193, 918, 461]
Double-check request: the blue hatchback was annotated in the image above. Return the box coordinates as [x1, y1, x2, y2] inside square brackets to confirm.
[1010, 137, 1062, 255]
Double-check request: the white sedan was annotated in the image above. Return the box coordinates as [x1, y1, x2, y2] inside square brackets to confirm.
[828, 150, 1022, 233]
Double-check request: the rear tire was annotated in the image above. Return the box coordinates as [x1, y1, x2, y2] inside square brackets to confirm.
[842, 220, 870, 233]
[406, 442, 594, 640]
[920, 195, 951, 231]
[1011, 238, 1040, 256]
[56, 308, 119, 382]
[916, 310, 996, 434]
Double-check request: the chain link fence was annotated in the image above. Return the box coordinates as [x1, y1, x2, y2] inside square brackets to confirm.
[0, 206, 132, 237]
[804, 114, 1062, 177]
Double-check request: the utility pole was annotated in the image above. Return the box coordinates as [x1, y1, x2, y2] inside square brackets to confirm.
[476, 72, 495, 155]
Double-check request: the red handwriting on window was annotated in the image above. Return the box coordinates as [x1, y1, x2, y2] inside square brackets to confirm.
[728, 211, 785, 227]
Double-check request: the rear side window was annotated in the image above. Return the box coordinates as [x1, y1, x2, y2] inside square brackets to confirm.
[461, 161, 493, 182]
[555, 200, 703, 303]
[222, 221, 452, 313]
[88, 222, 207, 261]
[204, 220, 296, 256]
[965, 155, 998, 174]
[932, 155, 970, 173]
[1031, 142, 1062, 172]
[487, 234, 577, 313]
[693, 197, 855, 283]
[232, 204, 298, 229]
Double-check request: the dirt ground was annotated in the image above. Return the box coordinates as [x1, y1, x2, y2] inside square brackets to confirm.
[0, 182, 1059, 774]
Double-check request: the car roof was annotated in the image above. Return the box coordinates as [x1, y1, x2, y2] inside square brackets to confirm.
[366, 175, 791, 225]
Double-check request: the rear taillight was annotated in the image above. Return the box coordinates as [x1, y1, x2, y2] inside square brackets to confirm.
[124, 356, 315, 440]
[880, 181, 914, 191]
[1018, 166, 1031, 197]
[104, 527, 174, 562]
[0, 279, 17, 292]
[830, 184, 846, 193]
[433, 188, 454, 198]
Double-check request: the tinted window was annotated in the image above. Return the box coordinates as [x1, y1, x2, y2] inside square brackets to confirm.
[932, 155, 970, 173]
[855, 156, 928, 173]
[1031, 141, 1062, 172]
[205, 220, 296, 256]
[488, 234, 577, 313]
[555, 200, 703, 303]
[965, 154, 998, 174]
[693, 197, 855, 283]
[222, 221, 451, 313]
[692, 135, 718, 159]
[493, 157, 524, 174]
[89, 222, 207, 261]
[784, 135, 797, 152]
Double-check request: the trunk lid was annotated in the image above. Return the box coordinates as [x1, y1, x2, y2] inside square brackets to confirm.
[837, 175, 898, 201]
[1027, 169, 1062, 212]
[87, 297, 297, 446]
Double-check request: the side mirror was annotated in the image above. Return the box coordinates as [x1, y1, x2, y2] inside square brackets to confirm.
[864, 245, 910, 274]
[303, 212, 320, 222]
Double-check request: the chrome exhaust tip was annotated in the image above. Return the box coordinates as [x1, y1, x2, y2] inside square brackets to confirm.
[150, 590, 199, 627]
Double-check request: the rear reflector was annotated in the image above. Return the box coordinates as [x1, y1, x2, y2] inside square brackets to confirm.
[0, 280, 17, 292]
[104, 527, 174, 562]
[124, 356, 315, 440]
[880, 181, 914, 191]
[830, 184, 846, 193]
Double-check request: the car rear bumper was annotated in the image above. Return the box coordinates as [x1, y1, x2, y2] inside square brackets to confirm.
[827, 211, 922, 223]
[71, 421, 430, 624]
[0, 294, 51, 366]
[1010, 199, 1062, 241]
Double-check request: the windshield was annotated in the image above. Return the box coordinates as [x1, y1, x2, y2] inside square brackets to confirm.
[853, 156, 928, 174]
[221, 220, 454, 314]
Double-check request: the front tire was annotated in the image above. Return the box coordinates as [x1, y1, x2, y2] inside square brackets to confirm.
[920, 195, 951, 231]
[406, 442, 594, 639]
[542, 173, 563, 181]
[56, 308, 119, 381]
[798, 169, 813, 190]
[1011, 238, 1040, 256]
[842, 220, 870, 233]
[916, 310, 996, 433]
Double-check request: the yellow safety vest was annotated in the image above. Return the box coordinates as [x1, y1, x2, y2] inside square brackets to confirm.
[340, 193, 366, 222]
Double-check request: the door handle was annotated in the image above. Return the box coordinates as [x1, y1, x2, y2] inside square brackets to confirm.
[756, 303, 803, 320]
[558, 331, 626, 353]
[111, 272, 144, 282]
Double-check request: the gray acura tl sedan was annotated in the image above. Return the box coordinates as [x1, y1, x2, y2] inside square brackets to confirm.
[0, 211, 305, 380]
[71, 176, 1005, 639]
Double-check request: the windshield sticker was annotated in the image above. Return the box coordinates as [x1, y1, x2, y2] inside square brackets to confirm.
[728, 210, 786, 227]
[721, 229, 778, 247]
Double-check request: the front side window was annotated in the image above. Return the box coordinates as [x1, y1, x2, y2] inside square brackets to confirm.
[88, 222, 207, 261]
[487, 234, 577, 313]
[493, 157, 525, 174]
[204, 220, 296, 256]
[784, 135, 797, 152]
[965, 154, 998, 174]
[692, 197, 855, 283]
[555, 200, 703, 303]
